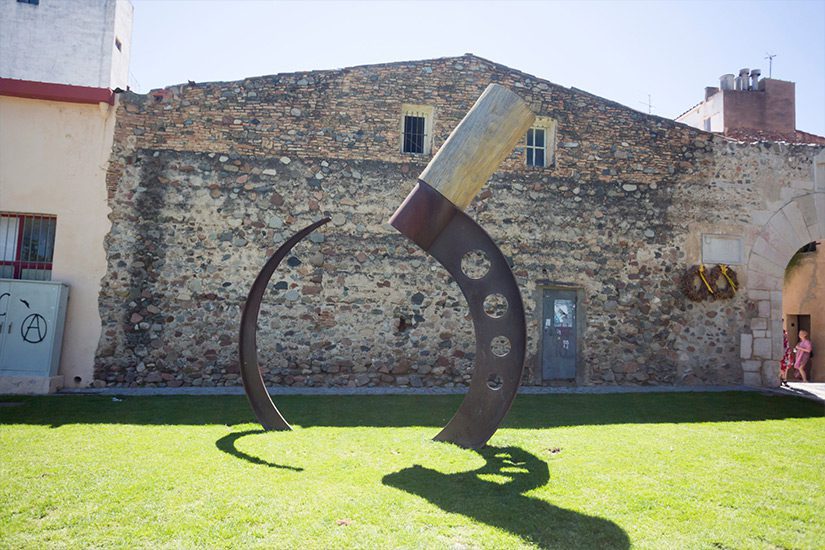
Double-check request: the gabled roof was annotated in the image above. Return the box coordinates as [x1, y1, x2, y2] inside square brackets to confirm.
[154, 53, 679, 126]
[148, 53, 825, 144]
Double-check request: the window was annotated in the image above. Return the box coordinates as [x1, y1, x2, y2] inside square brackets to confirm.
[526, 128, 547, 167]
[525, 117, 557, 168]
[16, 0, 39, 4]
[400, 104, 433, 155]
[703, 118, 712, 132]
[0, 214, 57, 281]
[115, 37, 122, 52]
[403, 115, 426, 154]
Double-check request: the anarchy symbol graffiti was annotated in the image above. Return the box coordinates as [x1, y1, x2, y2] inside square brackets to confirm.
[21, 313, 47, 344]
[0, 292, 9, 316]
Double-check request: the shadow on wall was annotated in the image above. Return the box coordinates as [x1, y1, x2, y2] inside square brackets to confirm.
[383, 446, 629, 549]
[0, 392, 822, 427]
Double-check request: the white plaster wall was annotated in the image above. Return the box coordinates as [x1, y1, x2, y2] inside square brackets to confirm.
[0, 95, 115, 387]
[108, 0, 134, 90]
[676, 93, 724, 132]
[0, 0, 133, 89]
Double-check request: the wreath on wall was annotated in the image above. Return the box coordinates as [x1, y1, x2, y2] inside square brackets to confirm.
[681, 265, 712, 302]
[680, 264, 738, 301]
[708, 264, 738, 300]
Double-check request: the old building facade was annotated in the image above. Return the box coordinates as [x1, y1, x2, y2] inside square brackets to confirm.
[0, 0, 133, 393]
[94, 54, 825, 389]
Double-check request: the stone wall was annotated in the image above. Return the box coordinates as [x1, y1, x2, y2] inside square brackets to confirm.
[95, 54, 824, 388]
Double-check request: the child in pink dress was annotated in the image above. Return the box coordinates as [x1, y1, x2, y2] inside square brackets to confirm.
[792, 330, 812, 383]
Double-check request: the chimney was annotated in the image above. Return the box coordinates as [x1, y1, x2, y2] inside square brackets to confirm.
[719, 74, 735, 90]
[735, 68, 749, 91]
[683, 69, 797, 136]
[749, 69, 761, 90]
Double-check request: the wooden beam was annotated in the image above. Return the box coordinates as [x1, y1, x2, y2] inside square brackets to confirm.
[418, 83, 535, 210]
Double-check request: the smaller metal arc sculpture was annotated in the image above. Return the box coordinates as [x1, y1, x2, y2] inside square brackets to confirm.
[239, 217, 330, 431]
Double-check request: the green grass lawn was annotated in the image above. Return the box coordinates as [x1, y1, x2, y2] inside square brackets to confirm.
[0, 392, 822, 549]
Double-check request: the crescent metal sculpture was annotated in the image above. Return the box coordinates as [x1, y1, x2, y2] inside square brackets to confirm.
[239, 83, 535, 449]
[239, 217, 330, 430]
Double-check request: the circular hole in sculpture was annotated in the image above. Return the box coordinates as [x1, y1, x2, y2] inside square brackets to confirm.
[73, 376, 82, 384]
[483, 293, 508, 318]
[491, 335, 511, 357]
[461, 249, 490, 279]
[487, 373, 503, 390]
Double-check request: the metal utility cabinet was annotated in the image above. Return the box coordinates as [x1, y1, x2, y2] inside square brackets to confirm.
[0, 279, 69, 379]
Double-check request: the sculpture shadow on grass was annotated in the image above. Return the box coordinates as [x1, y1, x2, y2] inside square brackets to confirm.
[215, 429, 304, 471]
[382, 446, 629, 549]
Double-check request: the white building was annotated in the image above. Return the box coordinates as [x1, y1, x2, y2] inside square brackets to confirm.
[0, 0, 132, 89]
[0, 0, 134, 393]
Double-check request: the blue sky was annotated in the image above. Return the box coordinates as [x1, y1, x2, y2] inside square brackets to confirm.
[130, 0, 825, 135]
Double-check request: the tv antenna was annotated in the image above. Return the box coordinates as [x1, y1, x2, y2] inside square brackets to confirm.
[765, 53, 777, 78]
[638, 94, 654, 114]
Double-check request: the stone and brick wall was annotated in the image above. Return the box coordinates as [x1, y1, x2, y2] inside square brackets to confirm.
[95, 54, 824, 388]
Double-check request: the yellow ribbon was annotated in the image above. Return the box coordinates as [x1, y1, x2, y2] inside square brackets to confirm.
[699, 264, 714, 294]
[720, 264, 737, 291]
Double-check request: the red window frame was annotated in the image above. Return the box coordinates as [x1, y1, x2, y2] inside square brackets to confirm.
[0, 213, 56, 280]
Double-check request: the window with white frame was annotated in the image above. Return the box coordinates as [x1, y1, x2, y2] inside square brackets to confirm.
[401, 104, 433, 155]
[525, 116, 557, 168]
[0, 213, 57, 281]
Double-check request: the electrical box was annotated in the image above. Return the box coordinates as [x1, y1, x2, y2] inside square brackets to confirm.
[0, 279, 69, 377]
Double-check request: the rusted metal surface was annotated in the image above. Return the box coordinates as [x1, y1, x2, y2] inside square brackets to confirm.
[390, 181, 526, 449]
[388, 180, 457, 250]
[239, 217, 330, 431]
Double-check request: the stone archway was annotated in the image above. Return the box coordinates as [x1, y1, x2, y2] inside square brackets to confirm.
[741, 151, 825, 386]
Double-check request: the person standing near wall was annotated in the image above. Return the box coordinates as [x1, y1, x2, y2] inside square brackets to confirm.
[792, 330, 812, 383]
[779, 329, 795, 386]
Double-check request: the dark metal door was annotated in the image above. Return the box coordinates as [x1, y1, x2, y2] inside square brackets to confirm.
[798, 315, 811, 335]
[541, 289, 577, 380]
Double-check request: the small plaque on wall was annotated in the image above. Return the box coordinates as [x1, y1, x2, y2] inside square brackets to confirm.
[702, 234, 743, 265]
